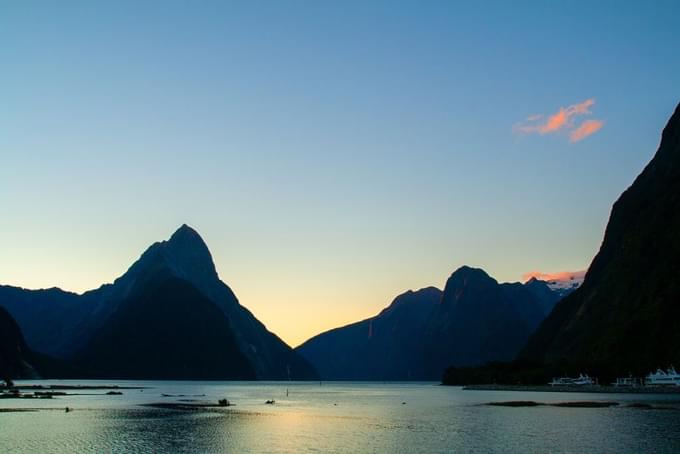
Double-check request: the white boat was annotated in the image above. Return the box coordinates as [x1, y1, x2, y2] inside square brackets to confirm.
[549, 374, 595, 386]
[645, 367, 680, 386]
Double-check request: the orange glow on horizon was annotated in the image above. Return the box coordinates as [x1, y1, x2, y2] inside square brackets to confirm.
[522, 269, 586, 283]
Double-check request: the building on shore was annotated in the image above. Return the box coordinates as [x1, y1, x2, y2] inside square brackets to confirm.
[612, 376, 643, 387]
[549, 374, 595, 386]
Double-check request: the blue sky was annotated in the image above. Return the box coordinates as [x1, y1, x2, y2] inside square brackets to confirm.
[2, 1, 679, 345]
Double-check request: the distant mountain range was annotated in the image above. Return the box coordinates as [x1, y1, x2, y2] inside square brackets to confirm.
[0, 225, 317, 380]
[541, 273, 585, 298]
[7, 103, 678, 383]
[296, 266, 567, 380]
[520, 102, 680, 376]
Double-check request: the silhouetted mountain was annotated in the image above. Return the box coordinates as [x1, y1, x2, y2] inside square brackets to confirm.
[524, 277, 564, 316]
[77, 271, 255, 379]
[296, 287, 442, 380]
[1, 225, 317, 380]
[0, 306, 36, 385]
[0, 286, 85, 357]
[521, 102, 680, 376]
[298, 266, 560, 380]
[79, 224, 315, 379]
[419, 267, 547, 377]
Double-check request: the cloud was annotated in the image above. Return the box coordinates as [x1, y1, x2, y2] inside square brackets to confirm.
[569, 119, 604, 142]
[522, 270, 587, 283]
[513, 99, 603, 142]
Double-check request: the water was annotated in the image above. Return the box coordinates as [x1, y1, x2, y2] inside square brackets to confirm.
[2, 380, 680, 453]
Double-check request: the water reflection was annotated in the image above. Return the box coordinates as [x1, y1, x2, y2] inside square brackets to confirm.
[2, 382, 680, 453]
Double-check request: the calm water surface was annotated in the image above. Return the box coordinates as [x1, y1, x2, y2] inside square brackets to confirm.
[2, 380, 680, 453]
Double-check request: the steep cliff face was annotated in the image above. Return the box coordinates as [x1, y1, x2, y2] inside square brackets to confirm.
[0, 306, 35, 385]
[522, 103, 680, 374]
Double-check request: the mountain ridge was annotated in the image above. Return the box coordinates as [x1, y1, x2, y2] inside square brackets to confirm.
[297, 266, 562, 380]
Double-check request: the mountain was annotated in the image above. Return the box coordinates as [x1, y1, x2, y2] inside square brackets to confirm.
[521, 102, 680, 376]
[0, 306, 36, 385]
[0, 286, 86, 358]
[541, 272, 585, 298]
[296, 287, 442, 380]
[524, 277, 567, 316]
[419, 267, 550, 378]
[76, 271, 255, 379]
[78, 224, 316, 379]
[297, 266, 561, 380]
[1, 225, 317, 380]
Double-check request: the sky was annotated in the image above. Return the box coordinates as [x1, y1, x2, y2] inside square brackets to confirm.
[2, 1, 679, 347]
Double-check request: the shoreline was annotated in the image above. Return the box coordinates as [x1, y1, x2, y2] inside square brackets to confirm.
[463, 384, 680, 394]
[0, 385, 145, 391]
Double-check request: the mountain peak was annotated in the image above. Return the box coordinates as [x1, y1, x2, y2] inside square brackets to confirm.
[168, 224, 206, 248]
[440, 266, 498, 309]
[160, 224, 215, 278]
[447, 266, 496, 285]
[155, 224, 218, 286]
[173, 223, 198, 236]
[102, 224, 220, 304]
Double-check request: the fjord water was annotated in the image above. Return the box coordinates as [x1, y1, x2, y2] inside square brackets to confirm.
[2, 381, 680, 453]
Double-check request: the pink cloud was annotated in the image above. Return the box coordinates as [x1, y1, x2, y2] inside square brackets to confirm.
[522, 270, 586, 283]
[569, 119, 604, 142]
[514, 99, 603, 142]
[540, 109, 569, 133]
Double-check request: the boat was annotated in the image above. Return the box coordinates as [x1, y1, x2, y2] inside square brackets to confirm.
[645, 367, 680, 386]
[549, 374, 595, 386]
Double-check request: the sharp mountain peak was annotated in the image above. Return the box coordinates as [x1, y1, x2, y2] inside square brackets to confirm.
[168, 223, 205, 247]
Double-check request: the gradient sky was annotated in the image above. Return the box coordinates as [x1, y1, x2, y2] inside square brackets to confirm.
[2, 1, 679, 346]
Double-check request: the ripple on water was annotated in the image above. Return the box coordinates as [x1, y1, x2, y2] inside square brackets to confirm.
[2, 382, 680, 453]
